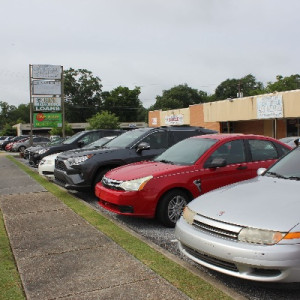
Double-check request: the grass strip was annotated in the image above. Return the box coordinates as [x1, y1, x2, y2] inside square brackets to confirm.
[7, 156, 232, 300]
[0, 208, 25, 300]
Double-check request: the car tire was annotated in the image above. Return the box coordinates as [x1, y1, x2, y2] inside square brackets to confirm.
[156, 189, 190, 228]
[18, 146, 26, 152]
[93, 168, 111, 192]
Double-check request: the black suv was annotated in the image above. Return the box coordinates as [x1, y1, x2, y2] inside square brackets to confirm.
[54, 126, 217, 192]
[29, 129, 123, 166]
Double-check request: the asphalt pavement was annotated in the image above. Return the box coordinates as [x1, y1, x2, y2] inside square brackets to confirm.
[0, 154, 192, 300]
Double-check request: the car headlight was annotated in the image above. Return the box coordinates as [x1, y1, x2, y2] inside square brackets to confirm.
[37, 148, 49, 155]
[39, 158, 53, 166]
[119, 176, 153, 191]
[67, 154, 94, 166]
[238, 228, 285, 245]
[182, 206, 196, 225]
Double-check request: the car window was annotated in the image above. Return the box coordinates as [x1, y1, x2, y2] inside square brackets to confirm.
[154, 137, 217, 165]
[248, 139, 278, 161]
[78, 132, 101, 145]
[204, 139, 246, 166]
[140, 131, 168, 149]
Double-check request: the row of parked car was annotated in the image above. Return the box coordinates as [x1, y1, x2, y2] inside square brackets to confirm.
[6, 128, 300, 283]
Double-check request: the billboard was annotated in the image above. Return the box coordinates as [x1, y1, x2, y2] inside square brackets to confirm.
[33, 112, 62, 128]
[32, 80, 61, 95]
[257, 95, 283, 119]
[32, 64, 62, 79]
[33, 97, 61, 111]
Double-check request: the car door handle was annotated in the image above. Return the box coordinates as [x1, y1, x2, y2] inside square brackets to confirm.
[236, 165, 247, 170]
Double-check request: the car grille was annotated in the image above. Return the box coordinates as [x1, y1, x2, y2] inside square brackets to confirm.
[102, 176, 124, 191]
[55, 160, 67, 171]
[182, 244, 238, 272]
[192, 214, 242, 241]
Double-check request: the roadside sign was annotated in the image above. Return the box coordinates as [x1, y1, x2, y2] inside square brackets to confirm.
[33, 112, 62, 128]
[33, 97, 61, 111]
[32, 64, 62, 79]
[32, 80, 61, 95]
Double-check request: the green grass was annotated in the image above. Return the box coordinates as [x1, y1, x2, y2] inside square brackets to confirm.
[0, 210, 25, 300]
[5, 156, 233, 300]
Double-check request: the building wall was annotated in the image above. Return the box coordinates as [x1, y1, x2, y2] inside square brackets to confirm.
[148, 110, 161, 127]
[189, 104, 220, 131]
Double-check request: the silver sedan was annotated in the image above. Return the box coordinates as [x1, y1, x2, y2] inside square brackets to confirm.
[175, 146, 300, 283]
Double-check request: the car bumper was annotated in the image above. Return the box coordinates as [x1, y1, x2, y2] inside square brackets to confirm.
[175, 217, 300, 283]
[54, 168, 91, 191]
[38, 164, 55, 180]
[95, 183, 155, 218]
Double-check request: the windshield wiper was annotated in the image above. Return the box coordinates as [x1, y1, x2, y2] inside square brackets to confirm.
[158, 159, 174, 165]
[287, 176, 300, 181]
[265, 171, 287, 179]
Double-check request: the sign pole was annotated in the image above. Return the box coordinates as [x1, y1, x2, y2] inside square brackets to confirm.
[29, 65, 33, 145]
[61, 66, 65, 138]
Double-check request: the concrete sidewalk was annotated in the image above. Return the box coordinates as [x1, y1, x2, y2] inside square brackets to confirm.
[0, 155, 191, 300]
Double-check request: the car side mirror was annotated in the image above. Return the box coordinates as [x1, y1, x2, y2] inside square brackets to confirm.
[206, 157, 227, 168]
[78, 141, 85, 148]
[136, 142, 150, 153]
[257, 168, 266, 176]
[294, 138, 300, 147]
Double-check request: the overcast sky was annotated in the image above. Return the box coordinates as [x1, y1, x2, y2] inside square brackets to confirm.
[1, 0, 299, 109]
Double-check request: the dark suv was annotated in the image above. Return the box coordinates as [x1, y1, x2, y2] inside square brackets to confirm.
[54, 126, 217, 192]
[29, 129, 123, 166]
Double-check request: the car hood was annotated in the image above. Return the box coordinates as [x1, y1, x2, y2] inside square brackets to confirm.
[58, 147, 120, 158]
[106, 161, 187, 181]
[188, 176, 300, 232]
[42, 153, 59, 161]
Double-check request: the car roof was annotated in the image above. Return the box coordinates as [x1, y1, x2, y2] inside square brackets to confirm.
[191, 133, 278, 141]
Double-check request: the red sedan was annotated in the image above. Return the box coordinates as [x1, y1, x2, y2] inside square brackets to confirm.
[96, 134, 291, 227]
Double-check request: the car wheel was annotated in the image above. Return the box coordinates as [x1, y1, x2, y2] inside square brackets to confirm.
[156, 189, 190, 228]
[18, 146, 26, 152]
[93, 168, 111, 191]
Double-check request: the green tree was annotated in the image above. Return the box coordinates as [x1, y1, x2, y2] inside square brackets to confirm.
[214, 74, 264, 100]
[102, 86, 146, 122]
[0, 123, 16, 136]
[149, 84, 208, 111]
[265, 74, 300, 93]
[9, 104, 30, 124]
[0, 101, 17, 129]
[64, 68, 102, 123]
[49, 122, 73, 136]
[87, 111, 120, 129]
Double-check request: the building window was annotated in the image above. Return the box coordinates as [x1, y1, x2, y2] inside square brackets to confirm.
[221, 122, 234, 133]
[286, 119, 300, 136]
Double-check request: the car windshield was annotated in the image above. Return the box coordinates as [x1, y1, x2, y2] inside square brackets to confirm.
[154, 137, 217, 165]
[83, 136, 115, 149]
[264, 147, 300, 180]
[62, 131, 85, 144]
[103, 128, 151, 148]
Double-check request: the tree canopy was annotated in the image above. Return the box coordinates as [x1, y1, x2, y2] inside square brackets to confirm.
[265, 74, 300, 93]
[64, 68, 102, 123]
[102, 86, 146, 122]
[87, 111, 119, 129]
[214, 74, 264, 100]
[149, 84, 208, 111]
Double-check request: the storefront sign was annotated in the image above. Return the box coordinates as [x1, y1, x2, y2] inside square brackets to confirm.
[165, 114, 184, 125]
[33, 112, 62, 128]
[33, 97, 61, 111]
[257, 95, 283, 119]
[32, 80, 61, 95]
[32, 64, 61, 79]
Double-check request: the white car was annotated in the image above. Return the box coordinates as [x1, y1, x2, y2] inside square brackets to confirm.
[175, 146, 300, 283]
[38, 153, 59, 179]
[38, 136, 116, 180]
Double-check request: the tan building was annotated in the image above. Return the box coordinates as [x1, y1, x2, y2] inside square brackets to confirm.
[148, 89, 300, 139]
